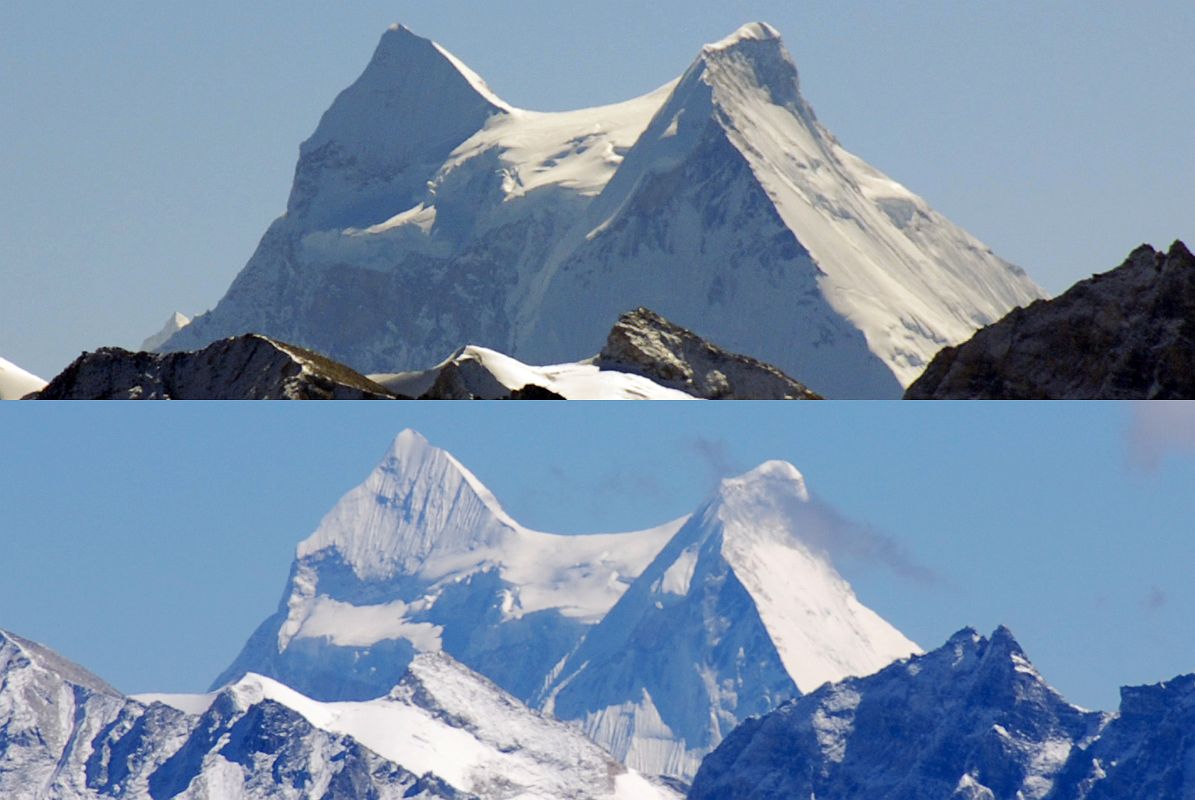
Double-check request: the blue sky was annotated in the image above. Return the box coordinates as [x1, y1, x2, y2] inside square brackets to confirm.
[3, 402, 1195, 713]
[2, 1, 1193, 377]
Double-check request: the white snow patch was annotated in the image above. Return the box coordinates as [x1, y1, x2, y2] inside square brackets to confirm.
[140, 311, 191, 352]
[291, 596, 444, 651]
[811, 686, 861, 763]
[0, 357, 47, 399]
[371, 345, 696, 400]
[132, 691, 218, 716]
[658, 547, 698, 596]
[222, 661, 679, 800]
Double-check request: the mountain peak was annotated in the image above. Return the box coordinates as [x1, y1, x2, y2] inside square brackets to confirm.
[370, 23, 511, 112]
[287, 24, 510, 228]
[297, 431, 520, 580]
[693, 21, 810, 118]
[707, 460, 812, 531]
[705, 21, 783, 51]
[720, 459, 808, 493]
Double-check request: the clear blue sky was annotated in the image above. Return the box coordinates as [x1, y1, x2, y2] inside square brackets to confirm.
[2, 402, 1195, 714]
[2, 2, 1193, 377]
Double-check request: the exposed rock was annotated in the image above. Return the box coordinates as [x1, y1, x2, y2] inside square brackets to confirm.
[1048, 674, 1195, 800]
[508, 384, 565, 400]
[36, 334, 400, 400]
[689, 627, 1105, 800]
[906, 241, 1195, 399]
[596, 308, 820, 399]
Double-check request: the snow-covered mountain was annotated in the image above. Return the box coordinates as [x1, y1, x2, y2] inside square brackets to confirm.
[0, 356, 47, 399]
[538, 460, 919, 779]
[149, 654, 677, 800]
[0, 627, 677, 799]
[370, 344, 696, 400]
[688, 627, 1107, 800]
[0, 627, 461, 799]
[215, 430, 685, 702]
[215, 431, 917, 782]
[140, 311, 191, 352]
[162, 22, 1043, 398]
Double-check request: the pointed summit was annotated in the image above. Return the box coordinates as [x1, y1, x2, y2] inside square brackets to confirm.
[539, 459, 918, 779]
[298, 430, 518, 580]
[706, 21, 783, 49]
[696, 20, 812, 119]
[215, 432, 680, 703]
[287, 25, 509, 228]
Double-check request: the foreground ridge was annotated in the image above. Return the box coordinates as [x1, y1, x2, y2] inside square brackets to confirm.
[906, 240, 1195, 399]
[36, 334, 399, 400]
[689, 627, 1103, 800]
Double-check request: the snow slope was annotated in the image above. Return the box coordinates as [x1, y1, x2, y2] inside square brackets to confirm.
[0, 628, 459, 800]
[153, 655, 677, 800]
[370, 345, 695, 399]
[0, 356, 47, 399]
[163, 22, 1043, 398]
[539, 460, 919, 779]
[215, 430, 684, 702]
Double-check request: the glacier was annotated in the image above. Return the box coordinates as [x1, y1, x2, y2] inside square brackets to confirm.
[162, 22, 1044, 398]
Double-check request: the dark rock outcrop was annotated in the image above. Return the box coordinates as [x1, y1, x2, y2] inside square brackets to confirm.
[596, 308, 821, 399]
[37, 334, 400, 400]
[906, 241, 1195, 399]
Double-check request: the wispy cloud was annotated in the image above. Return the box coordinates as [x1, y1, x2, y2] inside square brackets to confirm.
[1126, 402, 1195, 471]
[686, 436, 740, 490]
[1145, 586, 1169, 611]
[796, 497, 943, 586]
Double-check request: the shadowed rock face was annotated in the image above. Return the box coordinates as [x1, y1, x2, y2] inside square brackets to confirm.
[36, 334, 399, 400]
[906, 241, 1195, 399]
[596, 308, 820, 399]
[689, 627, 1106, 800]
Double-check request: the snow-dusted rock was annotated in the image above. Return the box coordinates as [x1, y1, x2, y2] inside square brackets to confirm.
[0, 628, 460, 799]
[0, 356, 47, 399]
[906, 240, 1195, 399]
[688, 627, 1105, 800]
[1049, 674, 1195, 800]
[2, 626, 679, 799]
[163, 23, 1042, 398]
[369, 307, 813, 399]
[595, 307, 819, 399]
[538, 460, 918, 780]
[37, 334, 398, 399]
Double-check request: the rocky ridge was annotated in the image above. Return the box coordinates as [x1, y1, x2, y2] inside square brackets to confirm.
[906, 241, 1195, 399]
[36, 334, 399, 400]
[596, 307, 820, 399]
